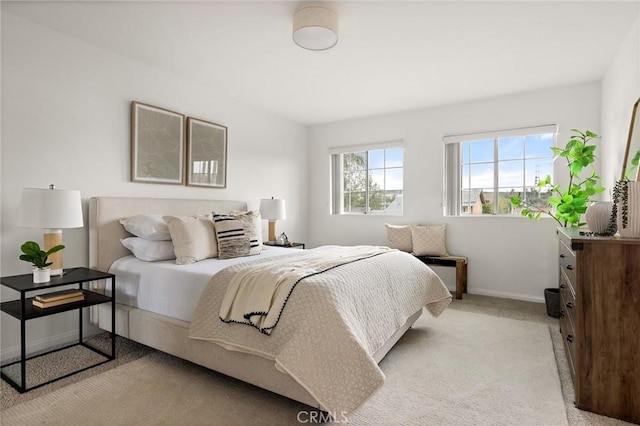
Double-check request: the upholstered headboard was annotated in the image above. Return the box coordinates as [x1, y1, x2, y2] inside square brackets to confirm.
[89, 196, 247, 273]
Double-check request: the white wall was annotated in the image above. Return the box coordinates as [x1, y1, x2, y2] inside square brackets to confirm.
[2, 6, 633, 360]
[308, 83, 601, 302]
[601, 14, 640, 190]
[0, 13, 308, 356]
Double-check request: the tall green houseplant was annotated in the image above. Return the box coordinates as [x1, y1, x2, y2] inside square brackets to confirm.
[511, 129, 604, 227]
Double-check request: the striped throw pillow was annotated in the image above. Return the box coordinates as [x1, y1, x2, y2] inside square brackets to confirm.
[229, 210, 263, 248]
[213, 214, 262, 259]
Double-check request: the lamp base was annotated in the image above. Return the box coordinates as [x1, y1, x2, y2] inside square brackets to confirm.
[268, 221, 277, 242]
[43, 229, 64, 276]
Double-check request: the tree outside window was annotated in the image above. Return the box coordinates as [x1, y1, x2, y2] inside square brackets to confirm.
[335, 146, 403, 214]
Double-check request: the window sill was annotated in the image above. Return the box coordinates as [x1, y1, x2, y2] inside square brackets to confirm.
[445, 214, 554, 219]
[334, 212, 404, 217]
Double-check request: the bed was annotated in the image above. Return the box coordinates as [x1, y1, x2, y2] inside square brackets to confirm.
[89, 196, 451, 414]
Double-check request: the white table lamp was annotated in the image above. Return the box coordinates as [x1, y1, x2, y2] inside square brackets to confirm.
[259, 197, 286, 242]
[19, 185, 84, 275]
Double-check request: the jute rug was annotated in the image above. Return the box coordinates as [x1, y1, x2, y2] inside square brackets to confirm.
[1, 309, 568, 425]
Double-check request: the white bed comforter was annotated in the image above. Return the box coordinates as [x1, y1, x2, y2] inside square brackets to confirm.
[219, 245, 395, 335]
[189, 246, 451, 414]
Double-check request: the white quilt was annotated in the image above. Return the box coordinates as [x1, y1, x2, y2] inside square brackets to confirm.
[189, 246, 452, 414]
[219, 245, 394, 334]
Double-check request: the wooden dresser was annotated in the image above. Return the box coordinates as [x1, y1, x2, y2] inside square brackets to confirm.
[556, 228, 640, 424]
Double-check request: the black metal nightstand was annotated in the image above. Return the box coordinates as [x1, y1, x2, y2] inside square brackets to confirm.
[263, 241, 305, 249]
[0, 267, 116, 393]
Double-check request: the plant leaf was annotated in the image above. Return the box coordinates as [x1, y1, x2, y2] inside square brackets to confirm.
[45, 245, 65, 256]
[569, 161, 583, 175]
[20, 241, 41, 256]
[548, 196, 561, 206]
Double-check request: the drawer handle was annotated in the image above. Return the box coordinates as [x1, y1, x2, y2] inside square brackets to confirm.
[559, 310, 565, 318]
[560, 254, 565, 258]
[566, 335, 574, 343]
[559, 284, 566, 290]
[565, 302, 573, 309]
[566, 265, 574, 271]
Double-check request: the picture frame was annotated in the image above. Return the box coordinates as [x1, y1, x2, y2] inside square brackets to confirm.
[131, 101, 185, 185]
[186, 117, 228, 188]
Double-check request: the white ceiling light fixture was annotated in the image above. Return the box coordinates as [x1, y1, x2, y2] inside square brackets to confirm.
[292, 4, 338, 51]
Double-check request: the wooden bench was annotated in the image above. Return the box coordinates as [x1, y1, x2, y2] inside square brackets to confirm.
[414, 255, 468, 299]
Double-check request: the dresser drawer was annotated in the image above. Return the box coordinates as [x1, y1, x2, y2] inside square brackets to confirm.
[559, 270, 576, 327]
[559, 304, 576, 383]
[559, 240, 577, 292]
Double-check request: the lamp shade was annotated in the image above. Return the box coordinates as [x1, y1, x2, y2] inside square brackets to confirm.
[19, 186, 84, 229]
[293, 5, 338, 51]
[259, 198, 286, 221]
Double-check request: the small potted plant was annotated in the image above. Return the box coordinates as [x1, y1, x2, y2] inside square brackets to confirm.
[19, 241, 65, 283]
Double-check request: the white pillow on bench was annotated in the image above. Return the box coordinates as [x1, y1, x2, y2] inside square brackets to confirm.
[411, 224, 448, 256]
[384, 224, 413, 252]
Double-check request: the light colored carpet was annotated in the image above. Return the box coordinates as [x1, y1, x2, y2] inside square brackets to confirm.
[1, 309, 567, 426]
[0, 335, 154, 410]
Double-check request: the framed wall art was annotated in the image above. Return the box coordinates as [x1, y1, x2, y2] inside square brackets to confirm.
[131, 101, 185, 184]
[186, 117, 228, 188]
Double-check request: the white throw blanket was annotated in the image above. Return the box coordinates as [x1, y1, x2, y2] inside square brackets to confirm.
[219, 245, 393, 334]
[190, 246, 451, 414]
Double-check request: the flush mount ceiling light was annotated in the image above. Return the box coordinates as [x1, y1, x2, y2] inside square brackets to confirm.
[292, 5, 338, 51]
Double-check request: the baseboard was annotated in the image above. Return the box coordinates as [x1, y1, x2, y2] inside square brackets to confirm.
[1, 325, 102, 360]
[468, 289, 545, 304]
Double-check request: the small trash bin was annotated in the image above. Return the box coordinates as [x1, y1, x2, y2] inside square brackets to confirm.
[544, 288, 560, 318]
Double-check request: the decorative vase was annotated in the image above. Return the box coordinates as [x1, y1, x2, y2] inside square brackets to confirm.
[585, 201, 615, 235]
[33, 268, 50, 283]
[617, 181, 640, 238]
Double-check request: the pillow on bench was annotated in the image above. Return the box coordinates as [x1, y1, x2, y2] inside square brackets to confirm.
[411, 224, 448, 256]
[384, 224, 413, 252]
[385, 223, 449, 256]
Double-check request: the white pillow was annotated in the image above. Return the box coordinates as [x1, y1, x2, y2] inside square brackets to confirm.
[411, 224, 448, 256]
[163, 215, 218, 265]
[120, 214, 171, 241]
[385, 224, 413, 252]
[120, 237, 175, 262]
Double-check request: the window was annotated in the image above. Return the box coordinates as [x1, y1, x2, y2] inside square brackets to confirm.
[330, 142, 403, 214]
[444, 125, 556, 216]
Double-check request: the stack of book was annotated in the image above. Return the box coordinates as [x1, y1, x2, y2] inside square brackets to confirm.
[33, 289, 84, 308]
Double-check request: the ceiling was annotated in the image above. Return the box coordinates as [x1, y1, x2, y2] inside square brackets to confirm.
[3, 1, 639, 125]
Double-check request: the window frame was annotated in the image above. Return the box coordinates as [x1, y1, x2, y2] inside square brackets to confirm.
[330, 141, 404, 215]
[443, 125, 557, 217]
